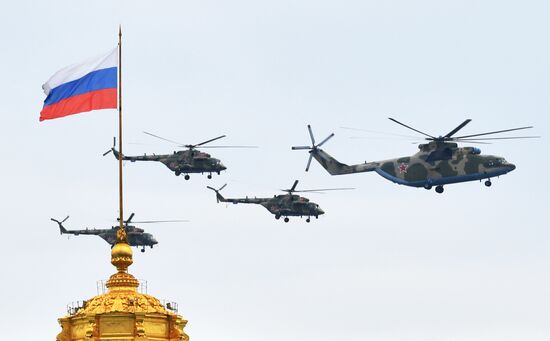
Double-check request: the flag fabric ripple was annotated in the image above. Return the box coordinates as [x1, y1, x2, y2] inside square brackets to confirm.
[40, 48, 118, 121]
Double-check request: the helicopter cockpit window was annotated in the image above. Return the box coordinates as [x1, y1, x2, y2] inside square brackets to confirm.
[485, 158, 506, 167]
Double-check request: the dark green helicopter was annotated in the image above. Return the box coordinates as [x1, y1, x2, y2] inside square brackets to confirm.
[207, 180, 353, 222]
[103, 133, 255, 180]
[50, 213, 188, 252]
[292, 119, 538, 193]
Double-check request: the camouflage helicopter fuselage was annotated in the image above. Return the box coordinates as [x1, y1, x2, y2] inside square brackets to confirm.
[55, 224, 158, 251]
[214, 192, 325, 220]
[312, 141, 516, 189]
[112, 148, 226, 177]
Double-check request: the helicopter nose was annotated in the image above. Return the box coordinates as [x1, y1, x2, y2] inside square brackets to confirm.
[220, 163, 227, 171]
[507, 163, 516, 171]
[317, 208, 325, 215]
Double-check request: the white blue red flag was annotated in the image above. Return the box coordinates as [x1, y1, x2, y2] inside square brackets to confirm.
[40, 48, 118, 121]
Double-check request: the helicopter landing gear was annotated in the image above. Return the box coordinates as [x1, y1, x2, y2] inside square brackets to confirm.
[175, 171, 181, 176]
[141, 247, 145, 253]
[184, 174, 190, 180]
[435, 185, 444, 194]
[207, 174, 212, 179]
[485, 179, 492, 187]
[306, 218, 311, 223]
[284, 217, 289, 223]
[275, 214, 281, 220]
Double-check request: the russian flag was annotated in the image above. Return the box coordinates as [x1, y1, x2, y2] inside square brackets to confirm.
[40, 48, 118, 121]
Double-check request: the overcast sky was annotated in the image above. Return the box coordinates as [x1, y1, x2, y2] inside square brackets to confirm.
[0, 0, 549, 340]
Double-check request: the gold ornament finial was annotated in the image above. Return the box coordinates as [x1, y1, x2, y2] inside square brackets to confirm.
[106, 241, 139, 290]
[117, 225, 127, 243]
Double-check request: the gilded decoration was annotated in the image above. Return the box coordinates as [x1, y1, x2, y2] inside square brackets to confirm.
[57, 234, 189, 339]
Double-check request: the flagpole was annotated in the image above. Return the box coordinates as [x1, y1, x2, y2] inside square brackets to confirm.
[118, 25, 125, 238]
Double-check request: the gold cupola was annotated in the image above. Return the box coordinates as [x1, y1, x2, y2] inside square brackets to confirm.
[56, 232, 189, 340]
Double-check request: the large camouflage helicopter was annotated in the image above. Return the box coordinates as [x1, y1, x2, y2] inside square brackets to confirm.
[103, 132, 255, 180]
[50, 213, 188, 252]
[207, 180, 353, 222]
[292, 119, 538, 193]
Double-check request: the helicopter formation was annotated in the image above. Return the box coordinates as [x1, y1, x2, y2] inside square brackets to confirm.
[53, 118, 538, 248]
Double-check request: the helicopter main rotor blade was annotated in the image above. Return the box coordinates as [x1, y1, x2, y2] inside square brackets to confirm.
[456, 136, 540, 141]
[289, 180, 299, 192]
[340, 126, 420, 139]
[305, 154, 313, 172]
[454, 126, 533, 139]
[195, 135, 227, 147]
[131, 220, 190, 224]
[388, 118, 435, 139]
[452, 140, 492, 145]
[317, 133, 335, 147]
[124, 213, 135, 224]
[295, 187, 355, 193]
[292, 146, 312, 150]
[307, 125, 316, 145]
[199, 145, 258, 149]
[444, 119, 472, 138]
[143, 131, 183, 145]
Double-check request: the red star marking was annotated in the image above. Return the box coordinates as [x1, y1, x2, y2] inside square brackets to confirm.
[398, 163, 408, 173]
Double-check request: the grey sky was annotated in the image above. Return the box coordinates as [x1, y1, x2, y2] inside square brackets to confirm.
[0, 0, 549, 340]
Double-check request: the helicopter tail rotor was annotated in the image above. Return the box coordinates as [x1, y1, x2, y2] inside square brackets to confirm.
[292, 125, 335, 172]
[103, 137, 117, 156]
[51, 215, 70, 234]
[207, 184, 227, 203]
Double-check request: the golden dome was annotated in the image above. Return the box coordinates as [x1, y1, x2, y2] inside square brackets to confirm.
[56, 235, 189, 340]
[74, 290, 169, 316]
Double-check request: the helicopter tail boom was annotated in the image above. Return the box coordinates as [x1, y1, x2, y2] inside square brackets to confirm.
[311, 148, 377, 175]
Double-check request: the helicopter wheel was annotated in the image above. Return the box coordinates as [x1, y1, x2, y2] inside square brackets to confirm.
[184, 174, 190, 180]
[485, 179, 492, 187]
[284, 217, 289, 223]
[207, 174, 212, 179]
[141, 248, 145, 253]
[424, 184, 432, 190]
[306, 218, 311, 223]
[435, 185, 444, 194]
